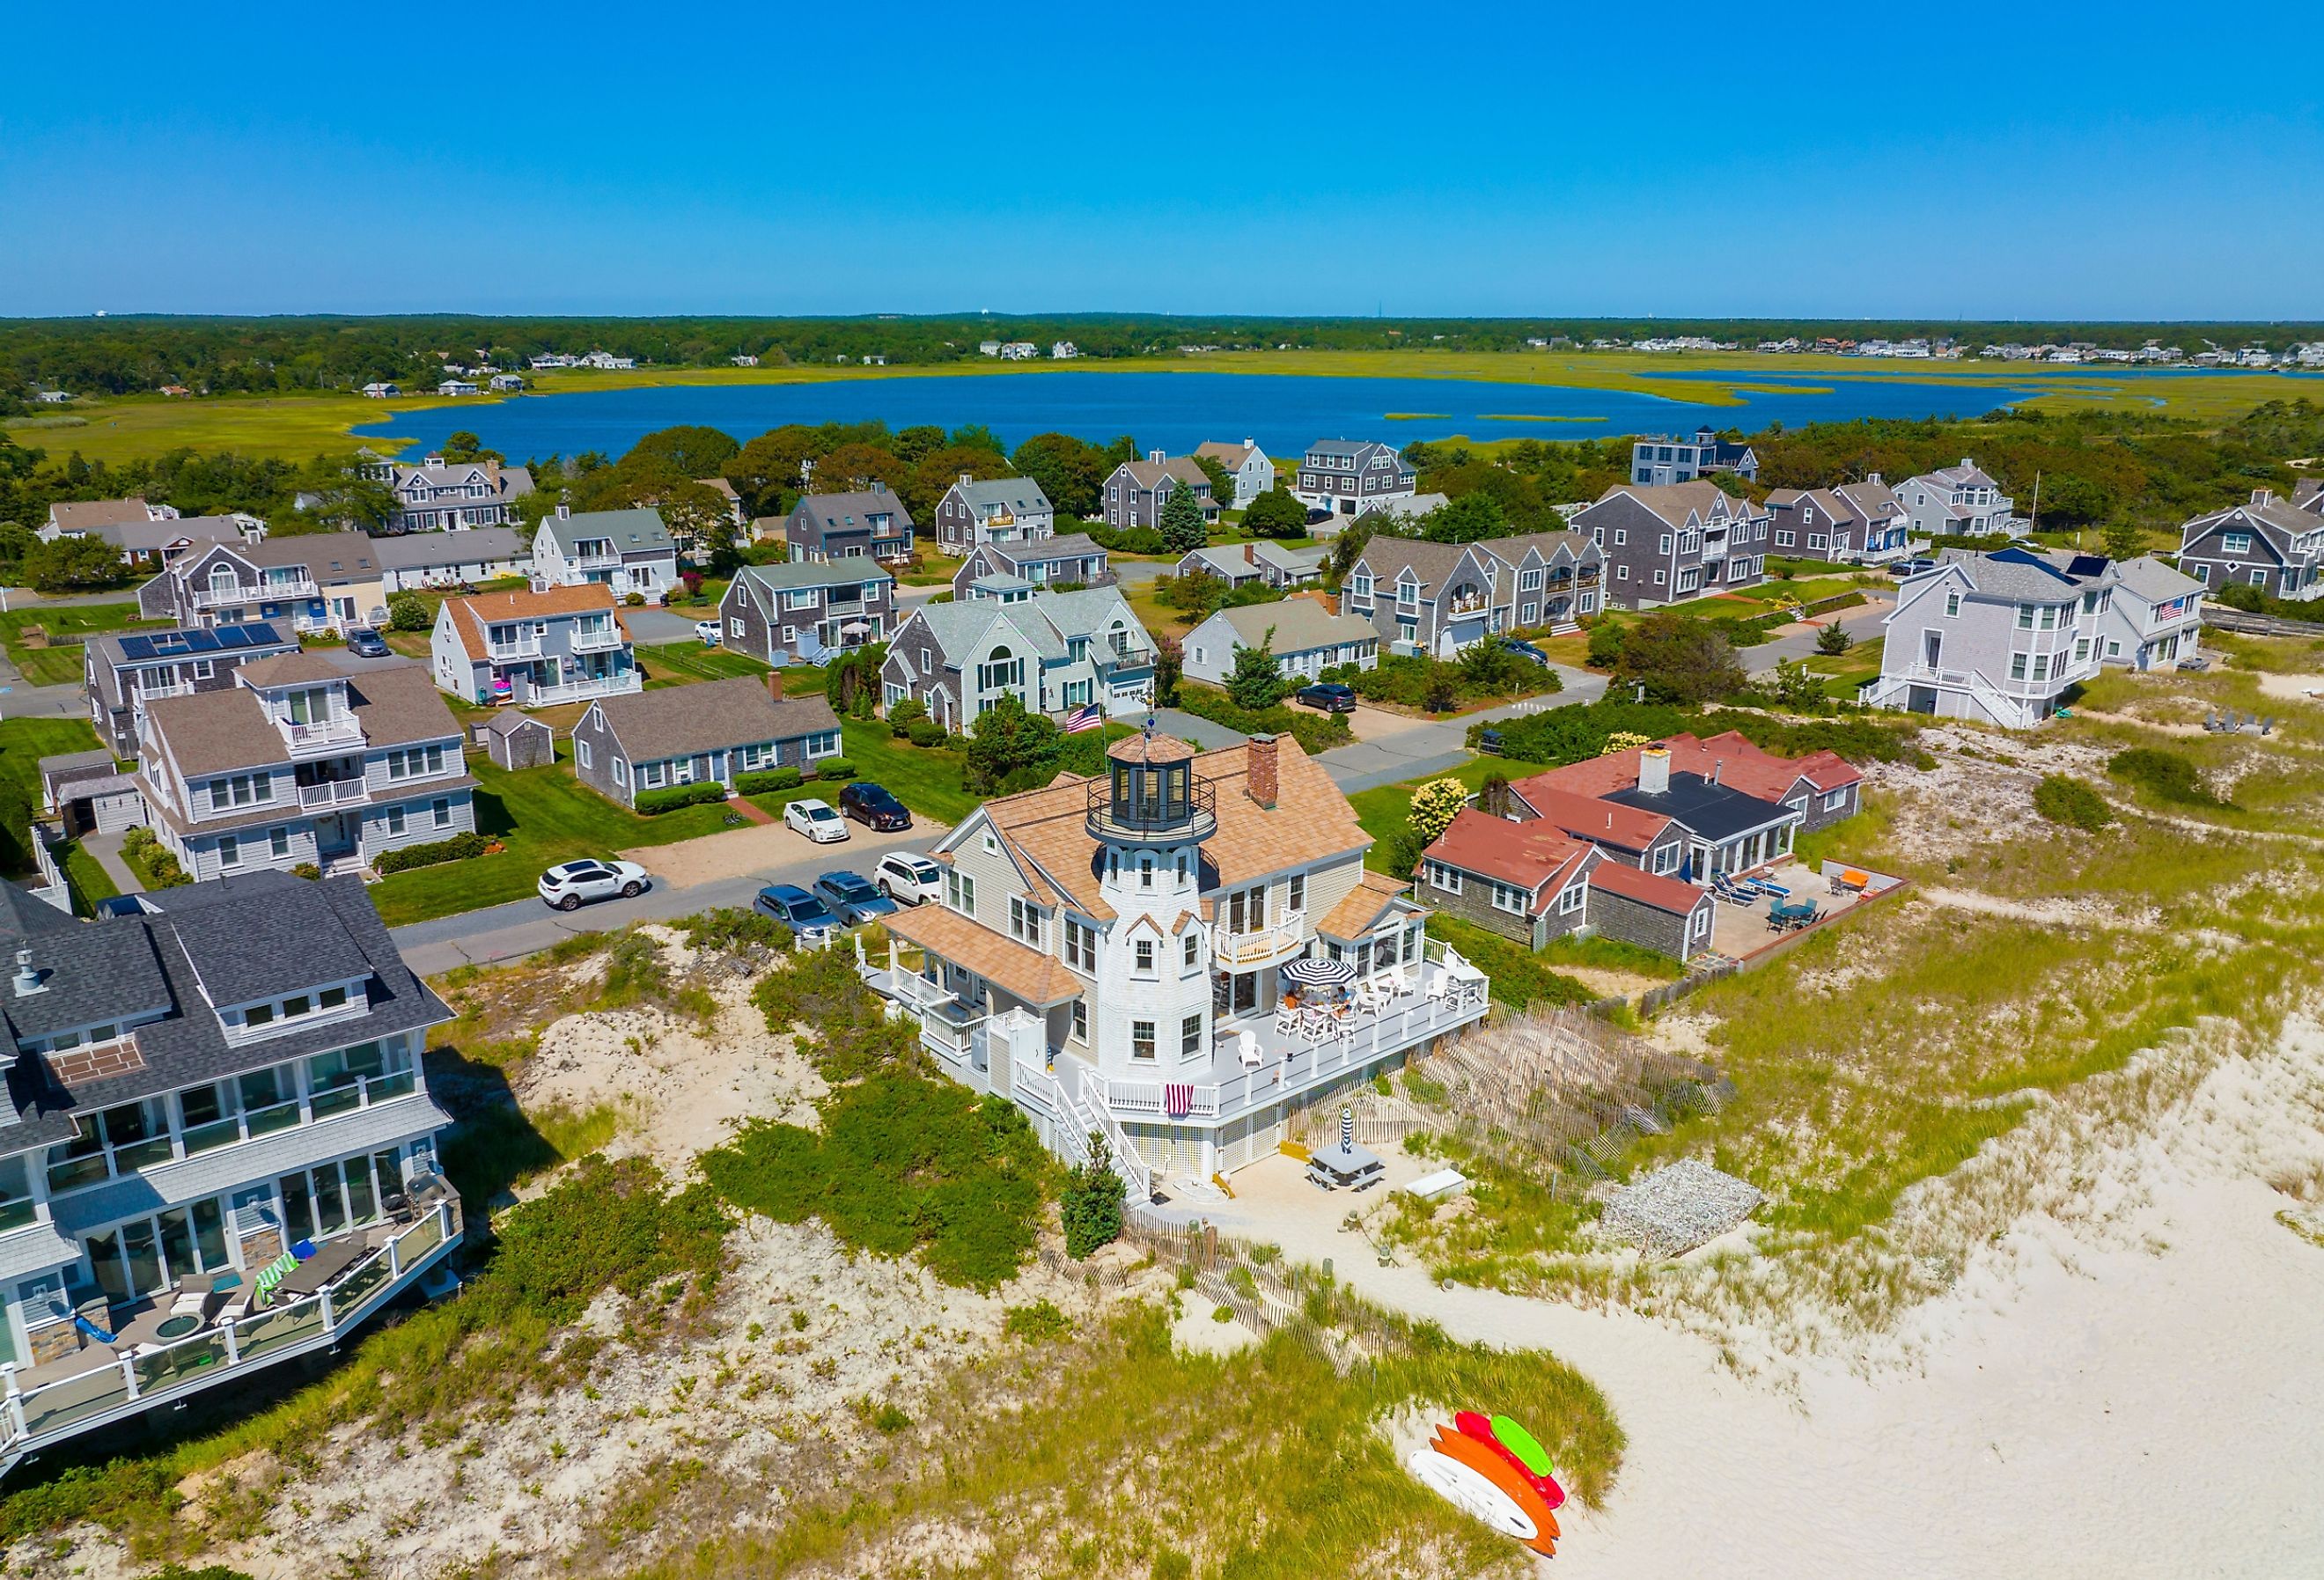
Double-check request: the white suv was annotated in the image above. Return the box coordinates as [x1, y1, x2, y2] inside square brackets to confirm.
[874, 852, 944, 905]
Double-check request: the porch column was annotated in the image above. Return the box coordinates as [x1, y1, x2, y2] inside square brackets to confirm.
[219, 1318, 239, 1364]
[1, 1366, 24, 1438]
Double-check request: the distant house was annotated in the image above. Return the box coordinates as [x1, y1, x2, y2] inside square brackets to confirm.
[700, 477, 746, 531]
[83, 621, 299, 761]
[132, 657, 476, 880]
[1628, 427, 1759, 486]
[361, 382, 400, 399]
[580, 351, 636, 370]
[374, 526, 529, 592]
[2175, 489, 2324, 600]
[1100, 451, 1217, 532]
[1862, 548, 2112, 728]
[1570, 482, 1769, 607]
[1292, 439, 1416, 521]
[488, 372, 526, 391]
[1897, 459, 2019, 540]
[430, 583, 640, 707]
[950, 534, 1114, 599]
[379, 454, 535, 534]
[1765, 474, 1910, 563]
[137, 533, 385, 635]
[45, 496, 176, 539]
[998, 341, 1038, 360]
[977, 340, 1002, 356]
[572, 680, 842, 807]
[719, 561, 897, 665]
[882, 587, 1155, 730]
[1181, 599, 1380, 687]
[530, 503, 680, 603]
[2100, 555, 2204, 671]
[730, 354, 761, 368]
[1193, 438, 1276, 508]
[931, 474, 1055, 551]
[1345, 530, 1607, 655]
[41, 499, 264, 568]
[784, 485, 916, 564]
[1051, 341, 1079, 360]
[436, 380, 478, 398]
[1174, 540, 1325, 592]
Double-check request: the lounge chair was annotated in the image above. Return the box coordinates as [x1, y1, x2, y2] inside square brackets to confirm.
[1236, 1032, 1263, 1070]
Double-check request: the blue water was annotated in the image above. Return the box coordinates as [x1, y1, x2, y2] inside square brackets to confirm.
[353, 369, 2047, 463]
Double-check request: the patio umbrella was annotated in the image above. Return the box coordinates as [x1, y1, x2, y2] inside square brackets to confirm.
[1282, 956, 1355, 988]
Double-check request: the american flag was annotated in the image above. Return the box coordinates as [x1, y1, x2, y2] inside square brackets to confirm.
[1064, 703, 1103, 733]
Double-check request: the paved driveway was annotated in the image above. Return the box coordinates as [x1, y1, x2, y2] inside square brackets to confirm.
[1742, 595, 1894, 674]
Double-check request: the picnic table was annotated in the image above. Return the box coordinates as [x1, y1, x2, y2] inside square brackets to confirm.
[274, 1237, 370, 1299]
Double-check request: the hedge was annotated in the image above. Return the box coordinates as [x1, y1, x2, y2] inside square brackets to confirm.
[1171, 684, 1350, 756]
[635, 782, 732, 815]
[736, 767, 803, 795]
[812, 758, 857, 781]
[374, 830, 490, 874]
[905, 719, 949, 747]
[1799, 591, 1868, 618]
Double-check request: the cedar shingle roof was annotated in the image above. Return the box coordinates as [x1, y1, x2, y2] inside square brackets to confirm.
[590, 678, 837, 761]
[1316, 870, 1413, 940]
[883, 903, 1084, 1006]
[1422, 808, 1594, 899]
[1588, 859, 1709, 915]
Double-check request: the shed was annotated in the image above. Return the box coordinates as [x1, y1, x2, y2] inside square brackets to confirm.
[474, 711, 555, 770]
[38, 751, 146, 836]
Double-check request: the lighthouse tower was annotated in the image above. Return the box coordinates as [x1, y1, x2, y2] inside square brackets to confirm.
[1085, 727, 1217, 1085]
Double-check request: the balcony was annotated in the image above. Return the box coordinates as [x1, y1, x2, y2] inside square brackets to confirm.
[486, 639, 544, 661]
[1085, 775, 1217, 843]
[0, 1194, 462, 1473]
[279, 715, 364, 757]
[297, 777, 368, 810]
[569, 626, 624, 651]
[195, 579, 316, 610]
[1210, 908, 1306, 969]
[1446, 592, 1489, 618]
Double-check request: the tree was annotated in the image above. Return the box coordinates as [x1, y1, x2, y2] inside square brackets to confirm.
[1009, 432, 1109, 519]
[891, 424, 949, 464]
[1813, 621, 1855, 656]
[1193, 453, 1237, 510]
[439, 430, 499, 464]
[624, 424, 739, 479]
[2101, 519, 2144, 562]
[905, 444, 1011, 522]
[726, 425, 824, 515]
[1614, 612, 1747, 705]
[386, 592, 431, 632]
[1770, 658, 1828, 709]
[1585, 621, 1627, 670]
[963, 694, 1061, 794]
[652, 477, 735, 556]
[1408, 777, 1467, 847]
[814, 443, 908, 495]
[20, 535, 128, 592]
[1153, 633, 1182, 708]
[1457, 636, 1521, 695]
[1158, 479, 1207, 554]
[1420, 491, 1508, 543]
[1226, 628, 1287, 710]
[1241, 487, 1308, 540]
[1061, 1132, 1124, 1259]
[1323, 518, 1381, 587]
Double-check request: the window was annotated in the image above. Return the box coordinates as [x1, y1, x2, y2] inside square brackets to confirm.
[1139, 855, 1154, 889]
[2010, 652, 2029, 680]
[2222, 532, 2252, 555]
[1520, 602, 1538, 624]
[1558, 883, 1586, 915]
[946, 870, 975, 913]
[1775, 530, 1796, 547]
[1134, 937, 1156, 974]
[1071, 1000, 1088, 1042]
[1132, 1020, 1156, 1062]
[217, 834, 239, 868]
[386, 745, 446, 780]
[1821, 788, 1849, 812]
[268, 827, 290, 858]
[2107, 639, 2123, 658]
[1658, 533, 1673, 554]
[2074, 638, 2090, 664]
[1181, 1014, 1203, 1060]
[1490, 882, 1526, 915]
[1945, 590, 1961, 617]
[2017, 604, 2035, 629]
[432, 797, 452, 828]
[1183, 931, 1201, 969]
[385, 805, 406, 834]
[1427, 861, 1462, 894]
[1009, 896, 1041, 946]
[1287, 873, 1305, 914]
[576, 739, 592, 769]
[1064, 917, 1097, 972]
[209, 772, 272, 810]
[639, 761, 666, 789]
[1519, 569, 1542, 592]
[2038, 606, 2058, 631]
[2251, 568, 2269, 586]
[1617, 566, 1630, 581]
[1653, 841, 1680, 874]
[1652, 570, 1666, 585]
[613, 758, 628, 785]
[1613, 528, 1627, 546]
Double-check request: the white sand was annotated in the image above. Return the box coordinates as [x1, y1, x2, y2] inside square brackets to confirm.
[1203, 1014, 2324, 1578]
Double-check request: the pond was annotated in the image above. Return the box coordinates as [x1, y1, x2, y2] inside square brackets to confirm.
[355, 369, 2045, 462]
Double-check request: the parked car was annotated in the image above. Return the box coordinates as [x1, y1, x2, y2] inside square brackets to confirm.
[1889, 558, 1939, 578]
[345, 628, 392, 658]
[754, 883, 836, 946]
[1502, 637, 1550, 667]
[813, 871, 898, 925]
[538, 858, 649, 910]
[838, 782, 911, 831]
[873, 851, 944, 905]
[694, 620, 722, 646]
[1296, 681, 1358, 713]
[783, 797, 849, 843]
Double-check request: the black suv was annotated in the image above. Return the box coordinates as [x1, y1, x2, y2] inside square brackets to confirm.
[838, 781, 911, 831]
[1296, 681, 1358, 713]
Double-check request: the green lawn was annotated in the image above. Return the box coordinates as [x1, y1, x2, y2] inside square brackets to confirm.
[834, 718, 979, 823]
[0, 602, 169, 686]
[1715, 575, 1873, 607]
[0, 717, 110, 877]
[1806, 636, 1885, 699]
[59, 840, 121, 915]
[636, 640, 774, 685]
[1348, 753, 1555, 873]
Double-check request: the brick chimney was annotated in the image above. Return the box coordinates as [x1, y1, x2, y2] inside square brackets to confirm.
[1244, 543, 1257, 566]
[1247, 732, 1278, 810]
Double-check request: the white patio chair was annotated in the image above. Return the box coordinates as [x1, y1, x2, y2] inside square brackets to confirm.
[1386, 966, 1414, 997]
[1274, 1005, 1298, 1038]
[1237, 1031, 1263, 1069]
[1300, 1007, 1332, 1041]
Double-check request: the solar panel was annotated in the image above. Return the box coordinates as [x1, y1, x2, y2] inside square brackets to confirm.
[119, 636, 154, 659]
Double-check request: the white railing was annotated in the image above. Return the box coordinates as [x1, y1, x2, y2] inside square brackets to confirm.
[1209, 909, 1306, 968]
[487, 639, 544, 660]
[0, 1197, 460, 1462]
[195, 578, 316, 609]
[138, 680, 192, 702]
[282, 716, 364, 754]
[1862, 663, 2041, 728]
[570, 626, 624, 651]
[1060, 1071, 1153, 1202]
[298, 778, 368, 809]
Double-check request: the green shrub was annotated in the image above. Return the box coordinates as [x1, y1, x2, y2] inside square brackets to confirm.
[906, 718, 950, 748]
[1173, 683, 1350, 755]
[680, 906, 792, 953]
[386, 591, 431, 632]
[2107, 746, 2227, 807]
[736, 767, 802, 794]
[1003, 1298, 1073, 1341]
[886, 697, 928, 735]
[1062, 1133, 1125, 1259]
[373, 830, 489, 874]
[599, 931, 671, 1006]
[634, 782, 731, 815]
[290, 862, 321, 880]
[2032, 774, 2115, 831]
[1585, 621, 1626, 668]
[120, 827, 192, 889]
[812, 757, 857, 780]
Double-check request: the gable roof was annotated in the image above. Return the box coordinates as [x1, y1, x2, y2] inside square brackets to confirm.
[1422, 808, 1594, 902]
[1195, 440, 1261, 467]
[899, 586, 1148, 671]
[1587, 859, 1710, 916]
[1527, 731, 1858, 806]
[342, 662, 465, 748]
[49, 498, 164, 533]
[990, 533, 1105, 567]
[791, 489, 916, 533]
[1202, 599, 1377, 654]
[1114, 456, 1211, 491]
[238, 532, 377, 577]
[947, 477, 1054, 516]
[589, 678, 837, 761]
[142, 687, 288, 777]
[735, 560, 897, 596]
[1585, 481, 1760, 531]
[1935, 547, 2103, 602]
[441, 583, 628, 664]
[538, 506, 674, 556]
[2108, 554, 2203, 604]
[1508, 782, 1673, 853]
[371, 526, 526, 570]
[1316, 870, 1412, 940]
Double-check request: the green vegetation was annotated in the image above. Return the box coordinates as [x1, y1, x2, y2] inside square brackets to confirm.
[1348, 754, 1555, 876]
[0, 715, 107, 875]
[1061, 1135, 1127, 1259]
[2031, 774, 2115, 830]
[1475, 697, 1929, 771]
[371, 829, 488, 873]
[2107, 746, 2230, 807]
[1534, 932, 1687, 981]
[1173, 681, 1352, 756]
[1424, 915, 1598, 1010]
[636, 639, 771, 684]
[120, 825, 188, 888]
[633, 781, 732, 815]
[0, 600, 165, 686]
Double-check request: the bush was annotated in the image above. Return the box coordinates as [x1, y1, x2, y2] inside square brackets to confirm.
[812, 757, 856, 780]
[623, 592, 646, 606]
[634, 782, 730, 815]
[120, 826, 191, 889]
[680, 907, 792, 953]
[290, 862, 321, 880]
[2107, 746, 2227, 807]
[1173, 683, 1350, 756]
[886, 697, 928, 735]
[736, 766, 804, 794]
[1585, 621, 1626, 668]
[1062, 1133, 1125, 1259]
[906, 718, 950, 747]
[1086, 523, 1169, 555]
[386, 592, 431, 632]
[2032, 774, 2114, 831]
[1814, 622, 1856, 656]
[373, 830, 490, 873]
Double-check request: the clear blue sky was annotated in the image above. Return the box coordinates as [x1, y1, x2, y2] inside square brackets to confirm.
[4, 2, 2317, 320]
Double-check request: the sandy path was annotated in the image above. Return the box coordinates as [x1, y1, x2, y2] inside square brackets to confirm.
[1196, 1019, 2324, 1579]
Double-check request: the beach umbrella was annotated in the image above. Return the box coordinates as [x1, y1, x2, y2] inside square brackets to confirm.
[1283, 956, 1355, 988]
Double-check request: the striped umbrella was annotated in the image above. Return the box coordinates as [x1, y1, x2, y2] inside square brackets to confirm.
[1282, 956, 1355, 988]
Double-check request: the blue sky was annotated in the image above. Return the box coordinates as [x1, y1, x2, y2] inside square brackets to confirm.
[4, 2, 2318, 320]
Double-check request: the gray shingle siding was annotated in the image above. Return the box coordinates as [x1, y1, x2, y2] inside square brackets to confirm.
[1586, 886, 1703, 958]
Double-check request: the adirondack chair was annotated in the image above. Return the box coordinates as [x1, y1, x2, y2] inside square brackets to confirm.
[2203, 709, 2223, 732]
[2259, 716, 2276, 736]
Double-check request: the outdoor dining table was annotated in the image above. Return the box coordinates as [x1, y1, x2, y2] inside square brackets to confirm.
[274, 1236, 370, 1299]
[1769, 899, 1819, 929]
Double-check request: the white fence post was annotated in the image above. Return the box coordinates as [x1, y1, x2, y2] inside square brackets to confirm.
[119, 1353, 139, 1401]
[219, 1317, 239, 1365]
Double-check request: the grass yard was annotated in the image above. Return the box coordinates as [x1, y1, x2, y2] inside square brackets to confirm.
[0, 716, 110, 864]
[1713, 574, 1878, 607]
[835, 717, 980, 823]
[636, 639, 773, 685]
[0, 602, 168, 686]
[897, 552, 964, 587]
[1805, 635, 1885, 699]
[1349, 753, 1555, 873]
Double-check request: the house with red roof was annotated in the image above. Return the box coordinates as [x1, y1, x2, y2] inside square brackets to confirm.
[1418, 807, 1717, 961]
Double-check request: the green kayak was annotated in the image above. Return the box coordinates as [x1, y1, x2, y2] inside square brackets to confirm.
[1490, 1414, 1555, 1478]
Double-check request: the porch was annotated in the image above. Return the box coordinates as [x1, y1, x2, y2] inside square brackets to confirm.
[1706, 856, 1906, 961]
